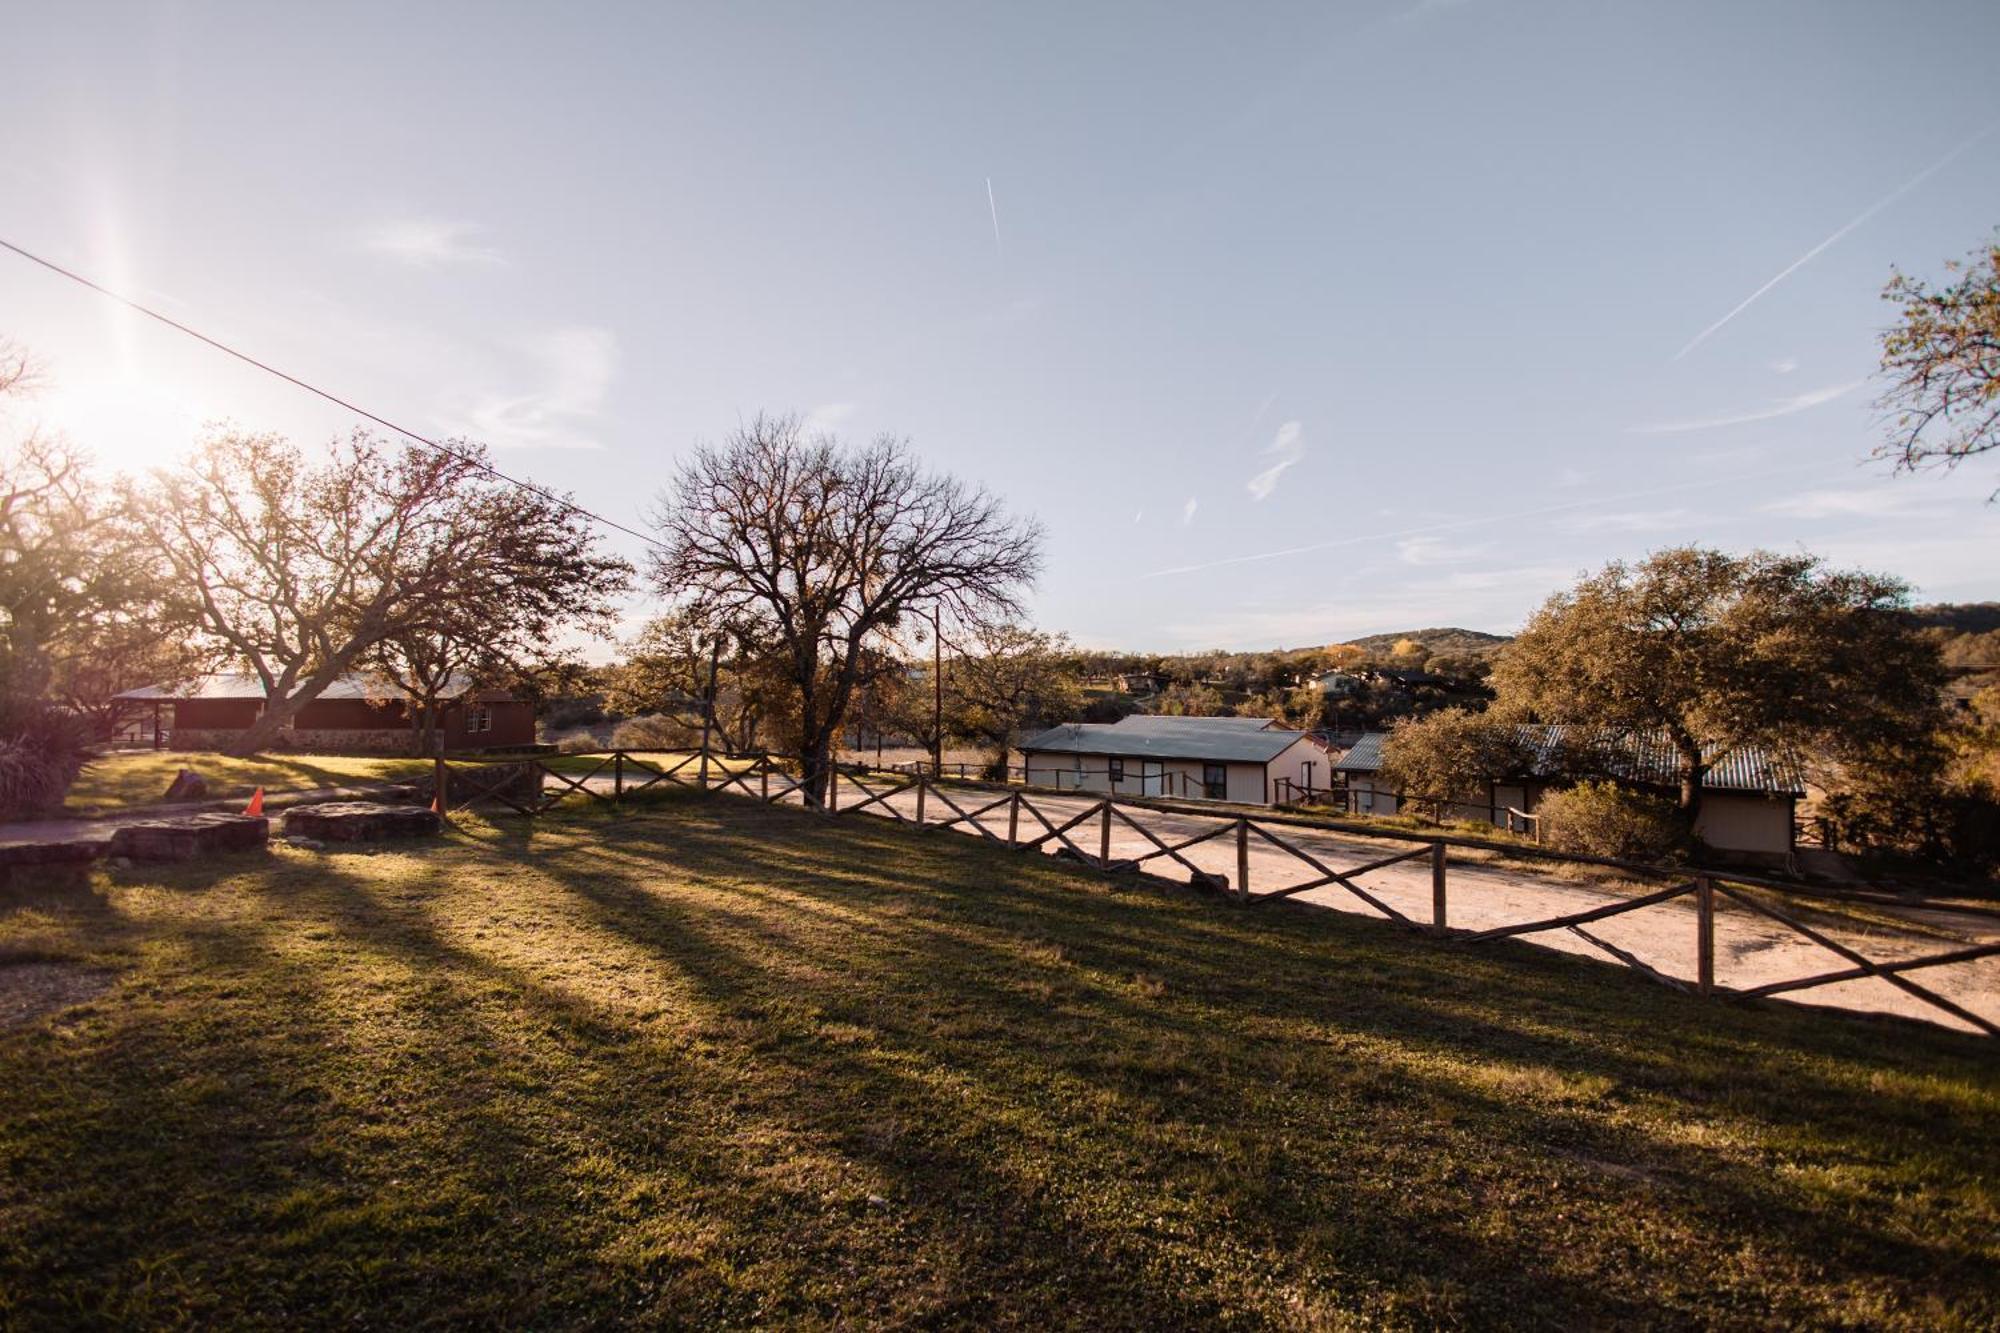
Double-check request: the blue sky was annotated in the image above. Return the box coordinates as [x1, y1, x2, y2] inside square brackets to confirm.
[3, 0, 1997, 652]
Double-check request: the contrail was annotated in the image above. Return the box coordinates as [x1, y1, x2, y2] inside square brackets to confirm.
[985, 177, 1003, 263]
[1672, 122, 1998, 361]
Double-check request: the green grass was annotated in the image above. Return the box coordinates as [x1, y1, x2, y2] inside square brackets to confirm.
[2, 794, 1996, 1327]
[69, 751, 430, 812]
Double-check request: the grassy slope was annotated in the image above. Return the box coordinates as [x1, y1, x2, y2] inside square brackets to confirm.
[68, 751, 430, 812]
[1, 794, 1995, 1328]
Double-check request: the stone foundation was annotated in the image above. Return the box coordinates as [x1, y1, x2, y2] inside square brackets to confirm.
[170, 727, 418, 755]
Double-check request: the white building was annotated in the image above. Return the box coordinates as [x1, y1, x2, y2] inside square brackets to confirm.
[1333, 726, 1804, 857]
[1016, 715, 1333, 805]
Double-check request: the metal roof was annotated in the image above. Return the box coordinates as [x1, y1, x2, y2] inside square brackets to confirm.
[1334, 724, 1803, 795]
[1333, 731, 1386, 773]
[1018, 714, 1307, 764]
[113, 672, 486, 703]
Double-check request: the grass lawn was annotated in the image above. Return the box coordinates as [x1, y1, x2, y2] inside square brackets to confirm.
[68, 751, 431, 812]
[2, 793, 1996, 1327]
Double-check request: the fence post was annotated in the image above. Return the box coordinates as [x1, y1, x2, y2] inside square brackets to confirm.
[761, 763, 770, 803]
[1007, 792, 1020, 848]
[1236, 818, 1250, 903]
[1696, 876, 1715, 996]
[432, 754, 448, 814]
[1100, 801, 1112, 868]
[1431, 842, 1447, 933]
[915, 772, 927, 827]
[614, 751, 624, 802]
[828, 764, 839, 814]
[698, 738, 711, 793]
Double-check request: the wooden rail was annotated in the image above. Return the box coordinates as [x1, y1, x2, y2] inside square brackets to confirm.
[434, 747, 1998, 1036]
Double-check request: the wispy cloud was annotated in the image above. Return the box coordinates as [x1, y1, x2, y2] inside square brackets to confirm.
[1141, 464, 1816, 580]
[361, 218, 505, 267]
[1762, 486, 1943, 519]
[1671, 122, 1997, 360]
[1770, 356, 1799, 375]
[1246, 420, 1305, 500]
[1132, 510, 1143, 524]
[1628, 379, 1864, 435]
[1555, 507, 1695, 535]
[1182, 497, 1199, 525]
[454, 326, 616, 450]
[805, 401, 858, 434]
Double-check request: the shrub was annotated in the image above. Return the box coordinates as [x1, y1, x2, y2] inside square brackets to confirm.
[610, 712, 701, 751]
[555, 731, 603, 754]
[542, 695, 608, 731]
[0, 698, 93, 819]
[1379, 708, 1533, 823]
[1536, 780, 1687, 862]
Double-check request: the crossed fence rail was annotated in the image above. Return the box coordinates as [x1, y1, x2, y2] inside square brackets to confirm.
[433, 747, 2000, 1037]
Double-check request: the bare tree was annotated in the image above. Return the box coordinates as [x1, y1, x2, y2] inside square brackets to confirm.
[131, 429, 628, 755]
[1875, 234, 2000, 497]
[647, 415, 1041, 804]
[370, 485, 631, 754]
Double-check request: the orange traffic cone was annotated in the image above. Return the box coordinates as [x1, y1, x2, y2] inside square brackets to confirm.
[243, 787, 265, 816]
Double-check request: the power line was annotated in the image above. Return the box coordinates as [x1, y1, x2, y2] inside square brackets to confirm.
[0, 235, 666, 551]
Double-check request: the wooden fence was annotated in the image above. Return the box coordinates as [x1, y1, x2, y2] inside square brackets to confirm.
[434, 747, 2000, 1037]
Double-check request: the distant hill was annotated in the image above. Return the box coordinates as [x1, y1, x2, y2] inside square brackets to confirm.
[1909, 603, 2000, 635]
[1341, 627, 1512, 658]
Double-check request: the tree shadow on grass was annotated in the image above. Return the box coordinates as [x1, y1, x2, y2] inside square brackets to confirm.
[5, 806, 1996, 1328]
[516, 802, 2000, 1325]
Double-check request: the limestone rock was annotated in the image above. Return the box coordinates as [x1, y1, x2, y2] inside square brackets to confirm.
[0, 837, 108, 890]
[108, 814, 269, 863]
[161, 768, 209, 802]
[281, 802, 441, 844]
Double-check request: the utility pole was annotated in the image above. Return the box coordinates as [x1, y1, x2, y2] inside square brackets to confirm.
[931, 603, 944, 778]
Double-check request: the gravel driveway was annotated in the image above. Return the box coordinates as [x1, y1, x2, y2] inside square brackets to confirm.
[800, 773, 2000, 1035]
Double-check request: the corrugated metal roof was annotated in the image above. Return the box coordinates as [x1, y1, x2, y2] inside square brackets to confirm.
[113, 672, 483, 703]
[1333, 731, 1386, 773]
[1018, 714, 1305, 763]
[1333, 724, 1803, 795]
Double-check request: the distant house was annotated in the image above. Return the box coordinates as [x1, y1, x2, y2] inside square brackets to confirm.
[1016, 714, 1332, 804]
[112, 673, 535, 754]
[1309, 669, 1367, 699]
[1114, 671, 1164, 697]
[1333, 725, 1804, 857]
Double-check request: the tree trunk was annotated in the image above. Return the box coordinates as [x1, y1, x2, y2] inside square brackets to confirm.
[224, 693, 307, 756]
[1671, 732, 1708, 833]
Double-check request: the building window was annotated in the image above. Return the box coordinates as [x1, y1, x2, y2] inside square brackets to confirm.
[1203, 763, 1227, 800]
[1108, 757, 1124, 785]
[466, 705, 492, 734]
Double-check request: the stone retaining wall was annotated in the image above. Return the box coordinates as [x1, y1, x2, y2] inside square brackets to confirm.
[170, 728, 417, 755]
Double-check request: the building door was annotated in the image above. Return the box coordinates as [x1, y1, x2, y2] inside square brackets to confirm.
[1202, 763, 1227, 800]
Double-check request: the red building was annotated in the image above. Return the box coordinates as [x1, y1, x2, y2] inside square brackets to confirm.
[113, 674, 537, 754]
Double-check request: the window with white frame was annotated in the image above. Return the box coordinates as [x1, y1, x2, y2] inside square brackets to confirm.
[466, 705, 492, 734]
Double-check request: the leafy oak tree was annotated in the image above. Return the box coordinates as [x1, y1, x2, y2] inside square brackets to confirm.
[942, 622, 1083, 779]
[0, 346, 199, 735]
[1490, 547, 1941, 824]
[1378, 708, 1535, 823]
[647, 415, 1041, 805]
[1876, 233, 2000, 497]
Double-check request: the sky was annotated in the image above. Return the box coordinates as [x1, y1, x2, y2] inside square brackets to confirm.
[2, 0, 1997, 653]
